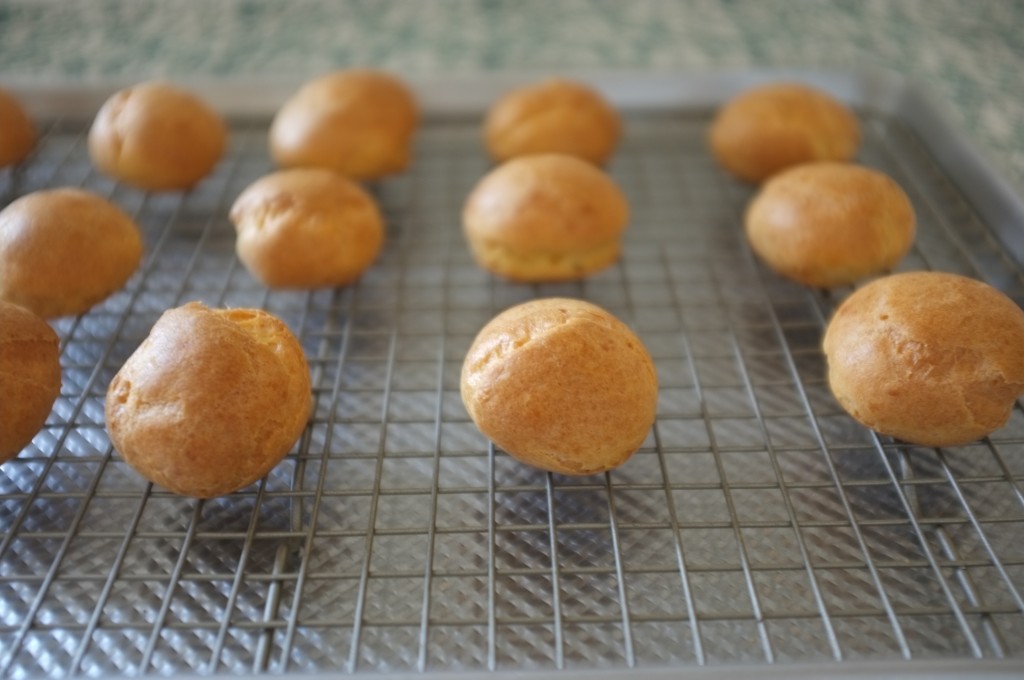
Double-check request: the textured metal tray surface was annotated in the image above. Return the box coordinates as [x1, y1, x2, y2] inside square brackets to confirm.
[1, 86, 1024, 679]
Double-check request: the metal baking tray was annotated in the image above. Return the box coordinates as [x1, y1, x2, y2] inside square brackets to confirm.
[1, 69, 1022, 679]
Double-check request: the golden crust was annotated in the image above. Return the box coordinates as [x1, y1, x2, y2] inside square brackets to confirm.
[88, 81, 227, 190]
[0, 302, 61, 462]
[269, 69, 418, 180]
[230, 168, 384, 289]
[0, 87, 35, 168]
[105, 302, 311, 498]
[823, 272, 1024, 447]
[461, 298, 658, 475]
[465, 239, 621, 283]
[484, 78, 621, 165]
[0, 188, 143, 318]
[710, 83, 860, 183]
[462, 154, 629, 281]
[745, 162, 915, 288]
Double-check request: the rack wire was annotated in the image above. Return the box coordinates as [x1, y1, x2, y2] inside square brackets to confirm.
[0, 105, 1023, 678]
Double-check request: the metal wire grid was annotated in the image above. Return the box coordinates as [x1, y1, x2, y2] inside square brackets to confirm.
[0, 106, 1023, 678]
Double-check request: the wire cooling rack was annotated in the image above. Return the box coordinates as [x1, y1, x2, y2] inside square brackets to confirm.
[1, 81, 1024, 679]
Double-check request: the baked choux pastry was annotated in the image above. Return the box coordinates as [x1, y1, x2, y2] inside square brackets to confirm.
[0, 188, 143, 318]
[710, 82, 860, 182]
[484, 78, 621, 165]
[823, 271, 1024, 447]
[0, 87, 35, 168]
[88, 80, 227, 190]
[269, 69, 418, 180]
[461, 298, 657, 475]
[745, 162, 915, 288]
[462, 154, 629, 282]
[105, 302, 311, 498]
[229, 168, 385, 288]
[0, 301, 61, 463]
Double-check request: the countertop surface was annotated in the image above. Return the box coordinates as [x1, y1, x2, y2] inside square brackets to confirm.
[0, 0, 1021, 191]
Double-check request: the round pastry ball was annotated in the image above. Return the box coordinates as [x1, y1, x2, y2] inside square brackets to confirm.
[823, 272, 1024, 447]
[0, 188, 143, 318]
[745, 162, 915, 288]
[269, 69, 418, 180]
[484, 78, 621, 165]
[0, 301, 61, 463]
[710, 82, 860, 183]
[106, 302, 312, 498]
[0, 87, 35, 168]
[461, 298, 658, 475]
[88, 80, 227, 190]
[462, 154, 629, 282]
[230, 168, 385, 288]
